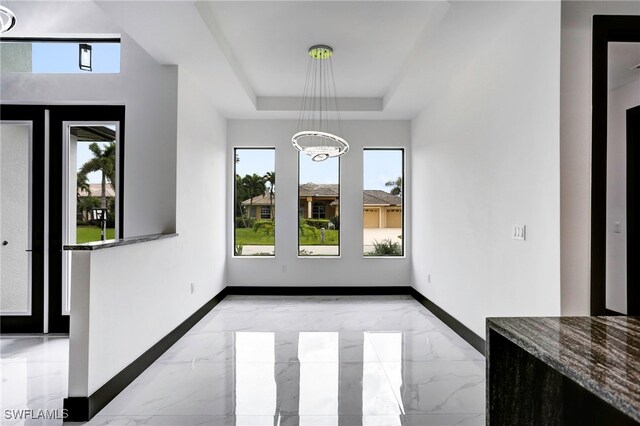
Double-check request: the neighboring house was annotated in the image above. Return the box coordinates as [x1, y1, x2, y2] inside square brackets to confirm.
[77, 183, 115, 221]
[240, 183, 402, 228]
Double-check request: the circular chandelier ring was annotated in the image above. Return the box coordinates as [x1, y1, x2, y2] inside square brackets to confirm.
[292, 130, 350, 162]
[0, 6, 16, 33]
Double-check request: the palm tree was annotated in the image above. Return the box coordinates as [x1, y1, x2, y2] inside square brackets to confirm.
[77, 169, 90, 199]
[241, 174, 266, 221]
[79, 142, 116, 209]
[385, 176, 403, 197]
[264, 171, 275, 219]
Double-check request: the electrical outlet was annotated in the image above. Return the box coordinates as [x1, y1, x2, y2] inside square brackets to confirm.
[512, 225, 526, 241]
[190, 283, 195, 294]
[614, 222, 622, 233]
[281, 264, 287, 273]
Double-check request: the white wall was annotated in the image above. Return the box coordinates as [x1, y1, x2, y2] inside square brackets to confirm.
[175, 69, 227, 302]
[606, 76, 640, 314]
[227, 119, 411, 287]
[0, 1, 178, 236]
[560, 1, 640, 315]
[411, 1, 561, 337]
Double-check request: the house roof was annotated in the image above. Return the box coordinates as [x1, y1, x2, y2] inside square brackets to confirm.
[299, 183, 339, 197]
[78, 183, 115, 198]
[362, 190, 402, 206]
[241, 186, 401, 207]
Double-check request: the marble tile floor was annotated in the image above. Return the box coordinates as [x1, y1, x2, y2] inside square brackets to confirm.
[1, 296, 485, 425]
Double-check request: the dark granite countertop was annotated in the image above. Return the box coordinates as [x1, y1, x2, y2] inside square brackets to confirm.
[63, 233, 178, 251]
[487, 316, 640, 422]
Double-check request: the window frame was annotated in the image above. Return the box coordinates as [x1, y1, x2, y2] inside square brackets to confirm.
[362, 148, 405, 258]
[233, 147, 276, 258]
[297, 153, 341, 258]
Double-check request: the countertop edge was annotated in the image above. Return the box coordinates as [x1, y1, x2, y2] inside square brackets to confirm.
[487, 317, 640, 423]
[63, 233, 178, 251]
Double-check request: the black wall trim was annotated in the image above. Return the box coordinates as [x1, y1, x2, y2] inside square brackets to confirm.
[63, 289, 228, 421]
[410, 288, 486, 355]
[591, 15, 640, 315]
[63, 285, 484, 421]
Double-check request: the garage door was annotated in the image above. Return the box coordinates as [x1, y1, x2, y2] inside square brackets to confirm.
[363, 208, 379, 228]
[386, 208, 402, 228]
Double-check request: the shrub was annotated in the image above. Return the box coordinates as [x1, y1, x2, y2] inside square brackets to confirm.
[368, 239, 402, 256]
[298, 219, 319, 237]
[252, 219, 274, 235]
[305, 219, 331, 229]
[235, 217, 255, 229]
[330, 216, 339, 230]
[234, 244, 243, 255]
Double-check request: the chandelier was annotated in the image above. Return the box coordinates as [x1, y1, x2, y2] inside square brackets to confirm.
[0, 5, 16, 33]
[292, 45, 349, 162]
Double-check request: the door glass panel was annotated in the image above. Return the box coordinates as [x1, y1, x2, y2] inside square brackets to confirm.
[63, 123, 118, 314]
[0, 123, 32, 315]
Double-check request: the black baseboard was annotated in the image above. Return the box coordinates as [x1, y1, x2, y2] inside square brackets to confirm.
[63, 289, 228, 422]
[225, 286, 413, 296]
[410, 288, 486, 355]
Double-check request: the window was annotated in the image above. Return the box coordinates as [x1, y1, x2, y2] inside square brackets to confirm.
[0, 39, 121, 73]
[298, 153, 340, 256]
[363, 149, 404, 256]
[260, 206, 271, 219]
[312, 202, 326, 219]
[234, 148, 275, 256]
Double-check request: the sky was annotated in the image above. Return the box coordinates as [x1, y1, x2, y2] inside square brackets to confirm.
[235, 148, 402, 191]
[32, 42, 120, 73]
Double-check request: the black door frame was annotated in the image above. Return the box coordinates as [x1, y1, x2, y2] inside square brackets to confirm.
[0, 105, 46, 333]
[48, 105, 125, 333]
[0, 104, 125, 333]
[626, 106, 640, 315]
[591, 15, 640, 315]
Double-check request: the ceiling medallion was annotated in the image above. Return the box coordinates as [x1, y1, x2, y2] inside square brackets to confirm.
[0, 5, 16, 33]
[292, 45, 349, 162]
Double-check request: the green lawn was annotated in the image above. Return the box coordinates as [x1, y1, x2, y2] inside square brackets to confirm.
[76, 226, 116, 244]
[235, 228, 275, 245]
[234, 227, 338, 245]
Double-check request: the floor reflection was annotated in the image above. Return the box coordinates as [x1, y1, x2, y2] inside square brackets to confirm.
[1, 296, 486, 425]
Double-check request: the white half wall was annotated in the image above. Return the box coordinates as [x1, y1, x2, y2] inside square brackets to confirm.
[560, 1, 640, 315]
[0, 2, 178, 236]
[606, 76, 640, 314]
[411, 1, 561, 337]
[226, 119, 410, 287]
[68, 66, 228, 397]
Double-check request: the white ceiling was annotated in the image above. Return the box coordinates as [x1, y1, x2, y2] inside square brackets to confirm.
[202, 1, 442, 98]
[3, 1, 550, 120]
[609, 42, 640, 90]
[95, 0, 455, 119]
